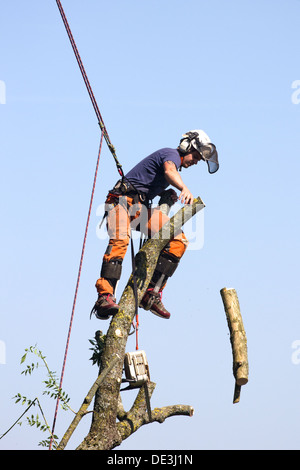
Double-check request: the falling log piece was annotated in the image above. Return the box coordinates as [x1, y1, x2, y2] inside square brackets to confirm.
[220, 287, 249, 403]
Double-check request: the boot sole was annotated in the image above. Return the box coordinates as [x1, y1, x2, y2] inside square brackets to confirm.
[150, 308, 170, 320]
[95, 306, 119, 320]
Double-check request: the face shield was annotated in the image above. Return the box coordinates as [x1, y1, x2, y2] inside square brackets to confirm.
[181, 130, 219, 174]
[194, 142, 219, 174]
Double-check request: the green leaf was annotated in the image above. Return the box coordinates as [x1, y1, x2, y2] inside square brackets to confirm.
[20, 353, 27, 364]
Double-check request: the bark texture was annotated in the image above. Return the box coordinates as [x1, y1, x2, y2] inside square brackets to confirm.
[74, 196, 204, 450]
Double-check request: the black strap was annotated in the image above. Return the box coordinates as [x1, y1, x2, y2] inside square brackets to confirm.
[130, 237, 139, 319]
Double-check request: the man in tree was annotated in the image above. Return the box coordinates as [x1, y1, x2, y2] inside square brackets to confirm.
[91, 130, 219, 321]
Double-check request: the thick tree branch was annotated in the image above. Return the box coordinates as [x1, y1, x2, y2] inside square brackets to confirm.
[57, 355, 119, 450]
[116, 381, 194, 444]
[76, 197, 204, 450]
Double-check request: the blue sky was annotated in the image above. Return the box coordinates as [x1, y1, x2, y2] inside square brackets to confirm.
[1, 0, 300, 450]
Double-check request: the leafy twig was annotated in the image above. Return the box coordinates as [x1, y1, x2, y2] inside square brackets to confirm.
[89, 330, 106, 368]
[0, 345, 72, 448]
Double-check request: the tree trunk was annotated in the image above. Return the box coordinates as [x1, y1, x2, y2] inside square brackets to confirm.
[75, 196, 204, 450]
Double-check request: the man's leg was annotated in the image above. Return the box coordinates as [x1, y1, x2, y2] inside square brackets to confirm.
[92, 196, 131, 319]
[140, 208, 189, 319]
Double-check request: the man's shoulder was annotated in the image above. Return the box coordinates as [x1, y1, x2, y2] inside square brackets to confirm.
[156, 147, 179, 156]
[152, 148, 180, 164]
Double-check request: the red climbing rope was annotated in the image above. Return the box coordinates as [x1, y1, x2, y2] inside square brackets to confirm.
[51, 1, 142, 448]
[50, 0, 123, 449]
[55, 0, 124, 178]
[49, 133, 104, 449]
[135, 313, 139, 351]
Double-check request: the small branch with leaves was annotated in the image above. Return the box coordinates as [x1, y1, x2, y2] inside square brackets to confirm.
[0, 345, 74, 449]
[20, 346, 74, 412]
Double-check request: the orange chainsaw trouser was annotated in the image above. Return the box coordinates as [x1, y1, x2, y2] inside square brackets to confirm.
[95, 194, 188, 296]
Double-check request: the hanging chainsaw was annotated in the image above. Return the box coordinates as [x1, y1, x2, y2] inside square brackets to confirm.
[121, 349, 152, 421]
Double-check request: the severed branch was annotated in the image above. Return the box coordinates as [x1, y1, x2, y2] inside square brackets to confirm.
[220, 287, 249, 404]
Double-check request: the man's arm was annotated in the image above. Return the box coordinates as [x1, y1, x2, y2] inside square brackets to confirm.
[163, 161, 194, 204]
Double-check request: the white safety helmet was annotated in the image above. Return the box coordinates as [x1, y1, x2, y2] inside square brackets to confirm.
[179, 129, 219, 174]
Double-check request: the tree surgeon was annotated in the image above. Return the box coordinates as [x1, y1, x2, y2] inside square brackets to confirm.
[91, 130, 219, 320]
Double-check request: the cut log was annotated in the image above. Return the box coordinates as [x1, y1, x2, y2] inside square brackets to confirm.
[220, 287, 248, 403]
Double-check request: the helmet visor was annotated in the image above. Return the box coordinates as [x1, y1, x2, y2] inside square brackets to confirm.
[203, 143, 219, 174]
[195, 142, 219, 174]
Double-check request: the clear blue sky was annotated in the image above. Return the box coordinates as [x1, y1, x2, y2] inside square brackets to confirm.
[1, 0, 300, 450]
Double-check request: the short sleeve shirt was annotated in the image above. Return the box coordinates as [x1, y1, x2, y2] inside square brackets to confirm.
[125, 148, 181, 200]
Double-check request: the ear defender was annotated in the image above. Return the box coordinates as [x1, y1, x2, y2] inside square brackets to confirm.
[178, 137, 192, 154]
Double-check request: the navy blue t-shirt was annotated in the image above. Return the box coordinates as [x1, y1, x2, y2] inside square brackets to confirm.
[125, 148, 181, 200]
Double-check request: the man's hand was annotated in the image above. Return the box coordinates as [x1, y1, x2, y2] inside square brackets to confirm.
[179, 185, 194, 205]
[163, 161, 194, 204]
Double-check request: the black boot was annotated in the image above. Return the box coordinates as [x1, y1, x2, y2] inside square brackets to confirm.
[140, 252, 179, 319]
[90, 294, 119, 320]
[140, 289, 170, 319]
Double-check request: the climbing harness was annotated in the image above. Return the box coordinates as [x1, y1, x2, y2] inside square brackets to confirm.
[98, 178, 149, 231]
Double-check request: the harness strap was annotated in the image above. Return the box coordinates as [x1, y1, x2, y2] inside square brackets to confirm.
[130, 237, 139, 351]
[110, 178, 148, 204]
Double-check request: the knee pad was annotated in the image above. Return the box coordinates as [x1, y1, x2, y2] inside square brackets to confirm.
[155, 252, 180, 278]
[101, 258, 123, 280]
